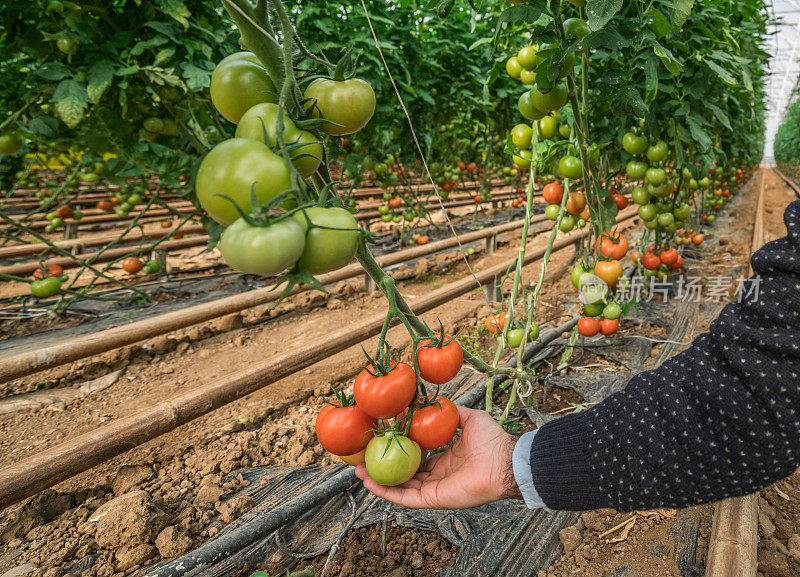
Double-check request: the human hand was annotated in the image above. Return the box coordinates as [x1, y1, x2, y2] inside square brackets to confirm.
[354, 406, 521, 509]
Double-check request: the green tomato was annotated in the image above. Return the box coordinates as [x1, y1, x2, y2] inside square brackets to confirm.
[528, 323, 540, 341]
[115, 208, 129, 218]
[559, 213, 577, 232]
[518, 92, 546, 121]
[45, 223, 57, 233]
[626, 161, 648, 179]
[529, 82, 569, 113]
[196, 138, 292, 226]
[46, 211, 57, 221]
[645, 140, 668, 162]
[571, 262, 589, 288]
[304, 77, 376, 136]
[645, 168, 667, 186]
[513, 149, 533, 168]
[603, 301, 622, 320]
[517, 45, 538, 68]
[506, 56, 523, 79]
[707, 214, 716, 223]
[392, 215, 402, 223]
[56, 37, 78, 55]
[638, 204, 657, 221]
[378, 204, 390, 215]
[520, 68, 537, 85]
[210, 52, 277, 124]
[72, 210, 83, 220]
[558, 155, 583, 180]
[30, 277, 62, 298]
[218, 217, 306, 275]
[364, 433, 421, 486]
[143, 117, 164, 133]
[538, 43, 575, 78]
[545, 203, 561, 220]
[657, 212, 674, 227]
[631, 186, 650, 205]
[622, 132, 648, 155]
[511, 124, 533, 149]
[673, 203, 691, 221]
[142, 259, 162, 274]
[51, 217, 65, 227]
[583, 302, 605, 316]
[0, 133, 23, 155]
[235, 102, 323, 177]
[119, 202, 132, 212]
[293, 207, 359, 274]
[559, 123, 571, 139]
[381, 214, 393, 223]
[563, 18, 591, 41]
[699, 177, 711, 187]
[688, 178, 699, 190]
[507, 329, 525, 348]
[644, 218, 659, 230]
[538, 116, 559, 140]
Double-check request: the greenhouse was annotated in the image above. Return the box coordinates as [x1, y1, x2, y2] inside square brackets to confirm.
[1, 0, 800, 576]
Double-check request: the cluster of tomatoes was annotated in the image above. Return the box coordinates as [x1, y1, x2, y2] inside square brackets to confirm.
[484, 313, 541, 347]
[96, 186, 147, 220]
[540, 180, 589, 232]
[44, 204, 83, 233]
[120, 256, 161, 276]
[571, 230, 631, 337]
[196, 51, 376, 278]
[29, 263, 69, 298]
[315, 335, 464, 486]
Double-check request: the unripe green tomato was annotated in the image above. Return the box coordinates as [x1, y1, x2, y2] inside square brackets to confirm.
[518, 92, 546, 121]
[558, 155, 583, 180]
[645, 140, 668, 162]
[626, 161, 648, 179]
[511, 124, 533, 149]
[638, 204, 657, 221]
[559, 123, 571, 139]
[507, 328, 525, 348]
[381, 214, 393, 223]
[545, 203, 561, 220]
[51, 217, 65, 227]
[583, 302, 605, 316]
[603, 301, 622, 320]
[517, 45, 538, 68]
[645, 168, 667, 186]
[72, 210, 83, 220]
[622, 132, 648, 156]
[520, 69, 537, 85]
[559, 214, 577, 232]
[513, 149, 533, 168]
[528, 323, 540, 341]
[30, 277, 62, 298]
[538, 116, 559, 140]
[631, 186, 650, 204]
[657, 212, 674, 227]
[506, 57, 523, 79]
[529, 82, 569, 113]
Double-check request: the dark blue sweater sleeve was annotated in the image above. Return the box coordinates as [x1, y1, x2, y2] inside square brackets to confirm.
[529, 200, 800, 511]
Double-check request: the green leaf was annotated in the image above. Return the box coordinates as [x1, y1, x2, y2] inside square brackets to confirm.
[154, 47, 177, 67]
[705, 60, 737, 87]
[86, 58, 115, 104]
[130, 35, 169, 57]
[493, 2, 548, 49]
[52, 79, 88, 128]
[178, 62, 210, 91]
[28, 114, 60, 138]
[705, 102, 731, 130]
[668, 0, 694, 31]
[157, 0, 191, 29]
[644, 52, 659, 103]
[652, 42, 682, 75]
[647, 8, 671, 38]
[574, 28, 631, 52]
[686, 114, 711, 149]
[586, 0, 624, 31]
[36, 62, 71, 81]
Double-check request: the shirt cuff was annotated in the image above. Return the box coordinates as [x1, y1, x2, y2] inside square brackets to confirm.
[512, 430, 546, 509]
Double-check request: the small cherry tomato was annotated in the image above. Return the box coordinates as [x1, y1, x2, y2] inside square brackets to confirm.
[121, 257, 144, 273]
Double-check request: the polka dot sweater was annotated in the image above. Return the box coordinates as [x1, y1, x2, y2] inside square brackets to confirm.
[529, 200, 800, 511]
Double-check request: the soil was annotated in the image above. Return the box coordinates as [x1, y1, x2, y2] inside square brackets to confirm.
[0, 168, 794, 577]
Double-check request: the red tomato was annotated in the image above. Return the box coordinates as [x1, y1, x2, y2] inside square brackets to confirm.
[398, 396, 459, 451]
[594, 259, 623, 288]
[467, 162, 477, 172]
[542, 181, 564, 204]
[417, 235, 429, 245]
[315, 403, 377, 456]
[354, 362, 417, 419]
[600, 318, 619, 336]
[416, 337, 463, 384]
[630, 250, 640, 265]
[97, 200, 113, 211]
[121, 257, 144, 273]
[668, 254, 683, 270]
[32, 263, 64, 280]
[457, 161, 466, 170]
[580, 207, 591, 222]
[55, 206, 73, 219]
[659, 247, 679, 266]
[473, 195, 482, 203]
[485, 313, 506, 334]
[610, 193, 628, 210]
[388, 197, 402, 208]
[692, 234, 704, 245]
[641, 253, 661, 270]
[578, 317, 600, 337]
[596, 231, 628, 260]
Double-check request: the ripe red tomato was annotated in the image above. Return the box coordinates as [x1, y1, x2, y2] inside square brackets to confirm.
[485, 313, 506, 333]
[97, 200, 113, 211]
[542, 181, 564, 204]
[641, 253, 661, 270]
[388, 197, 402, 208]
[457, 161, 466, 170]
[600, 318, 619, 336]
[32, 263, 64, 280]
[398, 396, 459, 451]
[417, 235, 429, 245]
[668, 254, 684, 270]
[659, 247, 679, 266]
[578, 317, 600, 337]
[594, 259, 623, 288]
[354, 362, 417, 419]
[630, 250, 640, 265]
[55, 206, 73, 219]
[692, 234, 704, 245]
[121, 257, 144, 273]
[473, 195, 482, 203]
[610, 193, 628, 210]
[315, 403, 377, 456]
[467, 162, 477, 172]
[416, 337, 463, 384]
[596, 231, 628, 260]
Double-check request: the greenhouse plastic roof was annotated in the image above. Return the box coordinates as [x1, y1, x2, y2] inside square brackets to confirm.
[765, 0, 800, 160]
